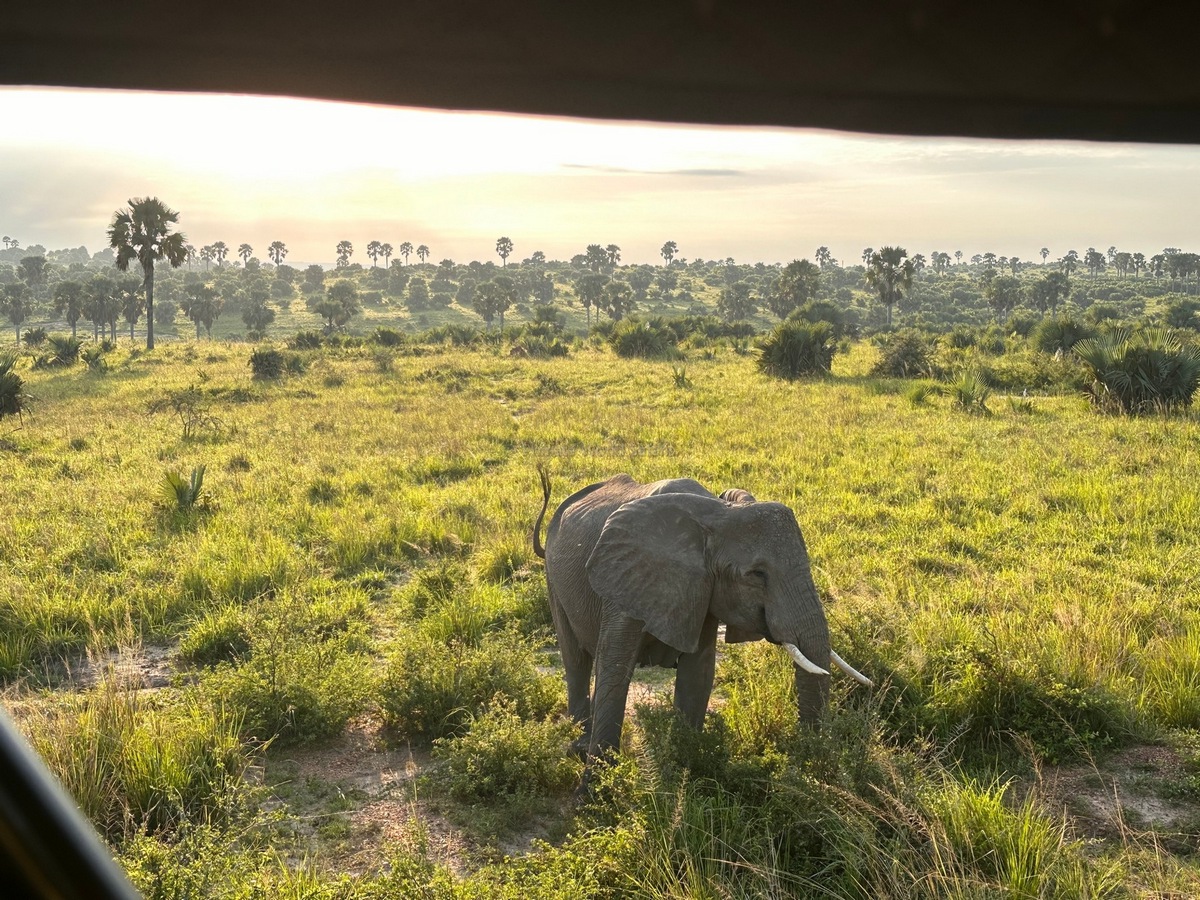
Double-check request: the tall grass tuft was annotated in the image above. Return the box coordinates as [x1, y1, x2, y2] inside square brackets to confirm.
[21, 673, 253, 842]
[756, 319, 835, 379]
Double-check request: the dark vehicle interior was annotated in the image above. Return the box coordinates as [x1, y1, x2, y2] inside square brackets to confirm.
[0, 2, 1191, 896]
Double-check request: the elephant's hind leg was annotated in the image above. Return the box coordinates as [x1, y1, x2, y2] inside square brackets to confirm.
[549, 590, 594, 750]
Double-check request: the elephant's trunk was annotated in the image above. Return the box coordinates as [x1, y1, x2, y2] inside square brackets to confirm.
[769, 570, 832, 727]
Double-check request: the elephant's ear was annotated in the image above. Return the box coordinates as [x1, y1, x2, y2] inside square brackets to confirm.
[586, 492, 720, 654]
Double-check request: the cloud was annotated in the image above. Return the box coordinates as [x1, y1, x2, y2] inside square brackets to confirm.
[561, 163, 746, 177]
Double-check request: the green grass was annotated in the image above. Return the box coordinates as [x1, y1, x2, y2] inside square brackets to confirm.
[3, 335, 1200, 895]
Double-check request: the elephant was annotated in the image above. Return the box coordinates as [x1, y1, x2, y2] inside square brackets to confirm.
[532, 471, 870, 761]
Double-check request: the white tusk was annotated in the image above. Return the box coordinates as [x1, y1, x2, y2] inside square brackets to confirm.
[783, 643, 830, 677]
[830, 649, 874, 688]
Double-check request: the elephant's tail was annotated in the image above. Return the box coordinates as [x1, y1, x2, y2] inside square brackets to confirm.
[533, 465, 551, 560]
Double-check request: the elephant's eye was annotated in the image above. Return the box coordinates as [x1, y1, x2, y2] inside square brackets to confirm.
[746, 569, 768, 585]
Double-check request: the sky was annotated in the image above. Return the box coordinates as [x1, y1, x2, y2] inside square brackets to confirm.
[3, 87, 1200, 268]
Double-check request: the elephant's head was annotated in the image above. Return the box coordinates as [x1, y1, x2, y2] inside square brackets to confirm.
[585, 492, 837, 724]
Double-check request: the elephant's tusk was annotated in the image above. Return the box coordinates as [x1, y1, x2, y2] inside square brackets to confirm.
[830, 650, 873, 688]
[783, 642, 830, 677]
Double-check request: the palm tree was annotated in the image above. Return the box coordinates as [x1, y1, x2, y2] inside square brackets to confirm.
[660, 241, 678, 266]
[380, 243, 393, 267]
[417, 245, 430, 264]
[367, 240, 383, 267]
[268, 241, 287, 266]
[1, 237, 10, 250]
[238, 243, 253, 265]
[53, 280, 86, 339]
[496, 236, 514, 267]
[954, 250, 963, 266]
[211, 241, 229, 266]
[1040, 247, 1050, 265]
[815, 246, 833, 268]
[865, 246, 914, 328]
[399, 242, 413, 265]
[107, 197, 188, 349]
[605, 244, 621, 268]
[336, 240, 353, 267]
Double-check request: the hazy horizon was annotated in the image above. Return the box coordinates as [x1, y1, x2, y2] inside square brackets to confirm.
[3, 87, 1199, 269]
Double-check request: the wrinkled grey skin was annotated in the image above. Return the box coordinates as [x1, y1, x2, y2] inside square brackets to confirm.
[534, 473, 831, 760]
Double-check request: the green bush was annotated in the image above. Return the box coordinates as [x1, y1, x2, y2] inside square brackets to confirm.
[23, 327, 48, 346]
[1031, 315, 1095, 354]
[756, 319, 835, 378]
[871, 328, 935, 378]
[33, 334, 82, 368]
[249, 347, 304, 378]
[1075, 326, 1200, 414]
[380, 627, 563, 742]
[0, 352, 30, 422]
[944, 370, 991, 415]
[289, 330, 324, 350]
[433, 698, 581, 802]
[607, 318, 680, 359]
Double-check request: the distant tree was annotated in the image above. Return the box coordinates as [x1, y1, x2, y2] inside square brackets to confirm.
[600, 280, 634, 321]
[238, 243, 253, 265]
[765, 259, 820, 319]
[865, 247, 914, 327]
[53, 280, 86, 339]
[654, 267, 678, 298]
[660, 241, 678, 266]
[303, 264, 325, 293]
[1040, 247, 1050, 264]
[211, 241, 229, 266]
[107, 197, 188, 349]
[406, 276, 430, 310]
[199, 245, 214, 270]
[954, 250, 963, 266]
[455, 278, 477, 309]
[605, 244, 621, 268]
[308, 280, 360, 332]
[2, 283, 31, 341]
[242, 295, 275, 336]
[717, 280, 756, 322]
[1149, 254, 1166, 279]
[911, 253, 927, 276]
[367, 240, 383, 267]
[472, 280, 504, 329]
[120, 284, 145, 340]
[815, 246, 834, 269]
[1060, 250, 1079, 276]
[984, 274, 1022, 323]
[1113, 252, 1133, 277]
[492, 274, 519, 328]
[1008, 257, 1021, 275]
[155, 298, 178, 328]
[18, 256, 49, 300]
[861, 247, 874, 265]
[1131, 252, 1146, 277]
[181, 283, 223, 339]
[528, 250, 546, 266]
[496, 236, 514, 267]
[931, 251, 952, 273]
[575, 272, 608, 326]
[1030, 270, 1069, 317]
[84, 275, 119, 340]
[584, 244, 608, 274]
[1, 237, 9, 250]
[416, 244, 430, 264]
[336, 240, 353, 267]
[268, 241, 288, 266]
[1084, 248, 1107, 276]
[381, 243, 393, 267]
[627, 266, 654, 301]
[399, 242, 413, 265]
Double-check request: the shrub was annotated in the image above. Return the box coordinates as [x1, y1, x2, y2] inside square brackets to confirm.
[249, 347, 304, 378]
[756, 319, 835, 378]
[1031, 315, 1095, 354]
[1075, 326, 1200, 414]
[32, 334, 82, 368]
[433, 698, 581, 802]
[944, 370, 991, 415]
[161, 464, 208, 512]
[870, 328, 935, 377]
[372, 326, 405, 346]
[289, 330, 324, 350]
[22, 327, 47, 346]
[0, 353, 31, 422]
[81, 344, 108, 372]
[608, 319, 680, 359]
[380, 627, 563, 742]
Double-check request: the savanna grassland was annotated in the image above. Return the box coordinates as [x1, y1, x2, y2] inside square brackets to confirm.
[4, 334, 1200, 898]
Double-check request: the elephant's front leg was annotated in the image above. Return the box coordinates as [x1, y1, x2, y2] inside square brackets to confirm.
[589, 611, 645, 758]
[673, 613, 718, 728]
